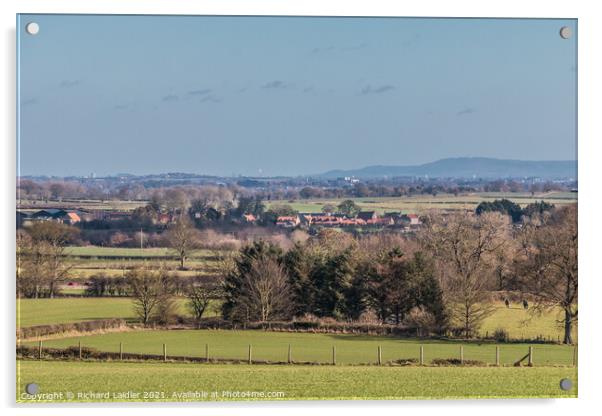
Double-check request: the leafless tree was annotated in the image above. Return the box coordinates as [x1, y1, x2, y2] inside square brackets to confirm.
[20, 222, 78, 298]
[420, 211, 510, 337]
[237, 256, 292, 322]
[127, 268, 163, 325]
[515, 205, 577, 344]
[185, 275, 221, 327]
[164, 216, 200, 270]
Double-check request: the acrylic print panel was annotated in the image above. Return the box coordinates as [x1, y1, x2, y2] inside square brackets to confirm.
[16, 14, 577, 403]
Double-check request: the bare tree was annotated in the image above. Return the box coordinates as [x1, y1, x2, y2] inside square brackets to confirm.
[238, 256, 292, 322]
[22, 222, 78, 298]
[420, 211, 510, 337]
[127, 268, 163, 325]
[185, 275, 221, 327]
[164, 216, 200, 270]
[515, 205, 577, 344]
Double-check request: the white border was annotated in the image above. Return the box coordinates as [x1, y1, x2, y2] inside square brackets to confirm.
[2, 1, 600, 415]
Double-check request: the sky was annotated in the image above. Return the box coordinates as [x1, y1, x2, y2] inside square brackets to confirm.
[17, 15, 577, 177]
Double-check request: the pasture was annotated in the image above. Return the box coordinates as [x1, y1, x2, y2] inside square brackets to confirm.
[17, 297, 574, 341]
[17, 297, 220, 328]
[17, 361, 577, 401]
[266, 191, 577, 214]
[62, 246, 220, 280]
[23, 329, 576, 366]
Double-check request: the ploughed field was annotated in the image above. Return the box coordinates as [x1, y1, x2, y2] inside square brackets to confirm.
[17, 361, 577, 402]
[21, 329, 575, 366]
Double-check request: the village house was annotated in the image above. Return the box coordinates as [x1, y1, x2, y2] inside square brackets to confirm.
[276, 215, 300, 228]
[242, 213, 257, 223]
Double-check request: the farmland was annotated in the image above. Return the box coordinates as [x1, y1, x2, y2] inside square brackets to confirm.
[17, 361, 577, 402]
[16, 189, 578, 401]
[22, 329, 576, 366]
[17, 297, 575, 341]
[266, 191, 577, 215]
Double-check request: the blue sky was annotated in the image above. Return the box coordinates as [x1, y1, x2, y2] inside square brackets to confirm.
[17, 15, 577, 177]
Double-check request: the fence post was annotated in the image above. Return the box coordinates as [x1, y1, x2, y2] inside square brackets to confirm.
[163, 343, 167, 362]
[460, 345, 464, 365]
[332, 346, 336, 366]
[119, 342, 123, 361]
[288, 344, 292, 364]
[248, 344, 252, 364]
[573, 345, 577, 367]
[495, 346, 500, 366]
[38, 340, 42, 360]
[205, 343, 209, 362]
[377, 345, 382, 365]
[528, 346, 533, 366]
[420, 345, 424, 366]
[79, 341, 82, 360]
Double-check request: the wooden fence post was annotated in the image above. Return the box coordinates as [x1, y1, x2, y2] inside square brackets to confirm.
[288, 344, 292, 364]
[528, 346, 533, 366]
[495, 346, 500, 366]
[248, 344, 252, 364]
[420, 345, 424, 366]
[78, 341, 82, 360]
[460, 345, 464, 365]
[205, 343, 209, 362]
[119, 342, 123, 361]
[332, 346, 336, 365]
[163, 343, 167, 362]
[377, 346, 382, 365]
[38, 340, 42, 360]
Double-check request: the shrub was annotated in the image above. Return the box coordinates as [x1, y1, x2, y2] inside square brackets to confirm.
[403, 306, 437, 336]
[492, 328, 509, 342]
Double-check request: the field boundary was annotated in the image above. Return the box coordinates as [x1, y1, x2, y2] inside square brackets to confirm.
[17, 345, 571, 368]
[17, 319, 127, 340]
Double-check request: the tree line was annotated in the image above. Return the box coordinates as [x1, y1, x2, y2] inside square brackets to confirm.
[16, 205, 577, 344]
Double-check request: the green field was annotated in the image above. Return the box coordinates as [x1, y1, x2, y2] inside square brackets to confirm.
[266, 192, 577, 215]
[17, 297, 220, 328]
[64, 246, 214, 258]
[17, 297, 574, 341]
[60, 246, 220, 280]
[23, 329, 576, 366]
[16, 360, 577, 402]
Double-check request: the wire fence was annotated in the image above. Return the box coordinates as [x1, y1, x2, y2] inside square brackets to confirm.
[19, 341, 577, 367]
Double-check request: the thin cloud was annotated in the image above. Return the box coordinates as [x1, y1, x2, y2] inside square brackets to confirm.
[162, 94, 179, 103]
[200, 95, 221, 104]
[59, 80, 80, 88]
[457, 107, 476, 116]
[311, 43, 367, 54]
[360, 85, 395, 95]
[113, 103, 130, 111]
[187, 89, 212, 96]
[261, 80, 288, 90]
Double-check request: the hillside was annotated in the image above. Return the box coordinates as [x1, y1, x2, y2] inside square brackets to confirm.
[321, 157, 577, 179]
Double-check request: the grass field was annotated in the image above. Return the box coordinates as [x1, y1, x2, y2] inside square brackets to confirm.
[64, 246, 214, 258]
[61, 246, 220, 280]
[17, 297, 220, 327]
[16, 360, 577, 402]
[17, 297, 574, 341]
[266, 192, 577, 215]
[23, 329, 576, 366]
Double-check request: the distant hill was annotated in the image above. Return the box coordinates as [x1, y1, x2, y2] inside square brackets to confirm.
[320, 157, 577, 179]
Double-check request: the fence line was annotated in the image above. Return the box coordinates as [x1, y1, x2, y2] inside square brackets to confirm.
[22, 342, 575, 367]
